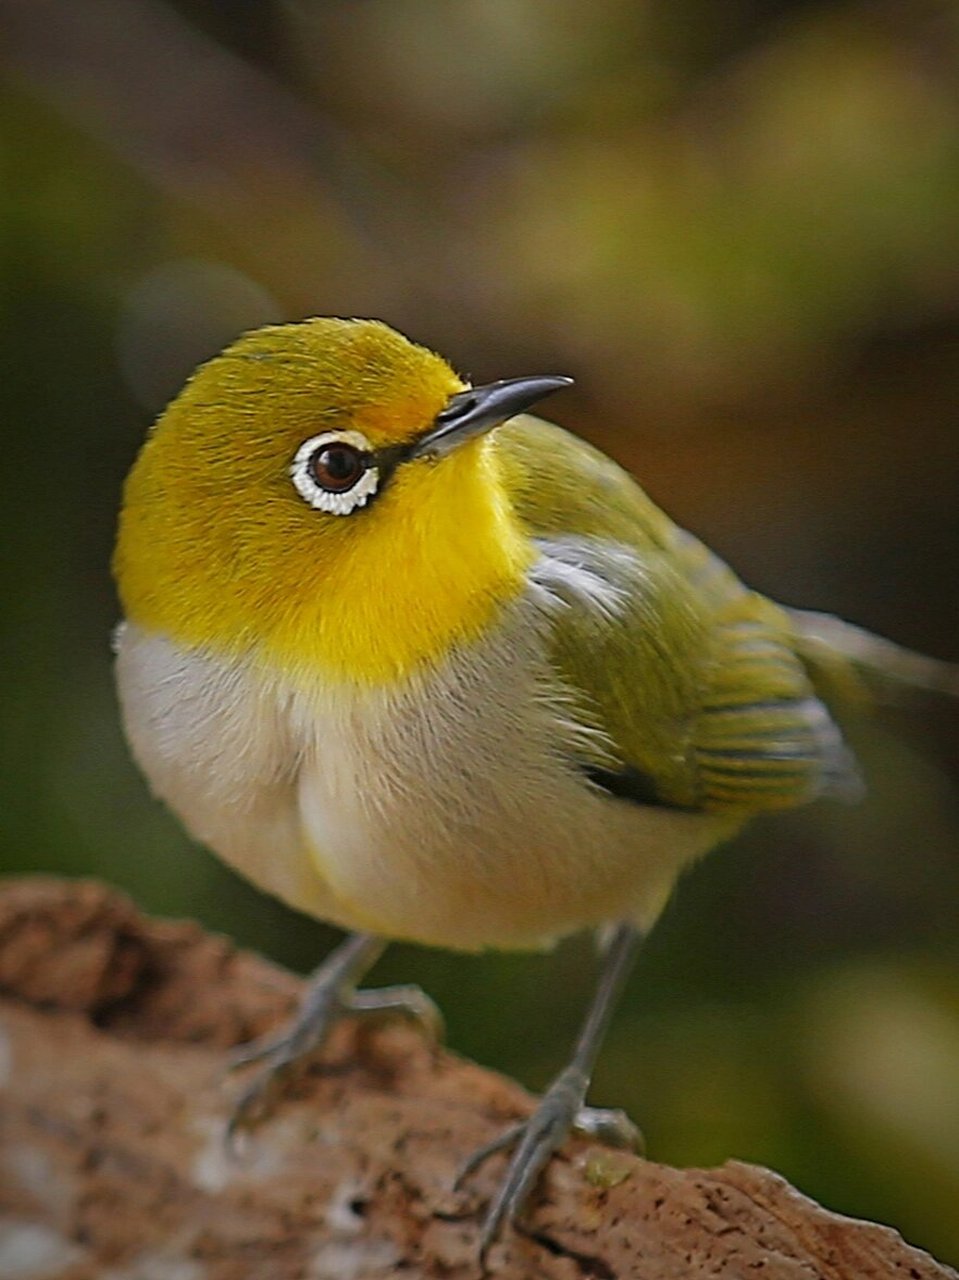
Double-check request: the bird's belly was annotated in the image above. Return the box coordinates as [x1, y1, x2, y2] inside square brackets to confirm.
[115, 620, 728, 953]
[291, 622, 727, 952]
[297, 754, 721, 950]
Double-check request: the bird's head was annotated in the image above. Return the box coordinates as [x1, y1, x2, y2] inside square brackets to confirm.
[114, 317, 570, 684]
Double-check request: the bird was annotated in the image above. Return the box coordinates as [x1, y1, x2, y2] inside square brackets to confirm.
[113, 316, 957, 1263]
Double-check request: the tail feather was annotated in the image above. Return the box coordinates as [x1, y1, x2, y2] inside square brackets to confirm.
[789, 608, 959, 705]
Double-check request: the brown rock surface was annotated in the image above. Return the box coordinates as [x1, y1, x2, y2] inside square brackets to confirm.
[0, 877, 954, 1280]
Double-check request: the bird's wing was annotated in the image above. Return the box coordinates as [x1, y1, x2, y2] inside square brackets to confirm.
[494, 416, 861, 813]
[788, 608, 959, 705]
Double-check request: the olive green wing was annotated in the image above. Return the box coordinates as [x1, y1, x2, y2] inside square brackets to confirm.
[494, 416, 861, 813]
[789, 608, 959, 705]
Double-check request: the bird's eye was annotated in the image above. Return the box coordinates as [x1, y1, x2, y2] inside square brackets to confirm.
[290, 430, 379, 515]
[311, 442, 364, 492]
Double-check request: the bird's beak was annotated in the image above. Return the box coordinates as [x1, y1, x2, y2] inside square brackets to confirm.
[410, 375, 573, 460]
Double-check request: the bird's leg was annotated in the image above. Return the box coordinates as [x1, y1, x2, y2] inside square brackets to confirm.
[456, 922, 643, 1265]
[226, 932, 441, 1143]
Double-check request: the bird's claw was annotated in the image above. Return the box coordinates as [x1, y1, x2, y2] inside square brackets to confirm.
[225, 982, 441, 1148]
[453, 1122, 528, 1192]
[456, 1074, 644, 1267]
[225, 1066, 289, 1151]
[348, 983, 445, 1043]
[573, 1105, 644, 1154]
[457, 1066, 589, 1267]
[225, 991, 344, 1146]
[225, 1028, 302, 1074]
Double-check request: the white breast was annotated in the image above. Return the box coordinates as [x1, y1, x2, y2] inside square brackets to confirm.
[115, 592, 724, 952]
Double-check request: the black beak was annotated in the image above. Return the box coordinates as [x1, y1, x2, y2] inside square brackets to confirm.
[410, 375, 573, 460]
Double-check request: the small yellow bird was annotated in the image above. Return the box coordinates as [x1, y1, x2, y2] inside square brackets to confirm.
[113, 317, 956, 1259]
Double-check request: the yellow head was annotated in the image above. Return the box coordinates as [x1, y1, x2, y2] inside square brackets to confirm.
[114, 318, 567, 685]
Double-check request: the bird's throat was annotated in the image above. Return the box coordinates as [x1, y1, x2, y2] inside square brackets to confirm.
[117, 439, 533, 688]
[267, 452, 533, 685]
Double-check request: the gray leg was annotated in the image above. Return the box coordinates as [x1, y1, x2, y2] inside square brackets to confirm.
[226, 932, 441, 1143]
[456, 922, 643, 1266]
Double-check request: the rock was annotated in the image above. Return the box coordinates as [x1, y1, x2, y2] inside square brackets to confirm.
[0, 877, 954, 1280]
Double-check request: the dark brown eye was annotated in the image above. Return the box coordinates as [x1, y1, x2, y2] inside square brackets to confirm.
[310, 442, 365, 492]
[291, 431, 379, 515]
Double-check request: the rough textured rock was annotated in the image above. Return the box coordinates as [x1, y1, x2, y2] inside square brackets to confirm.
[0, 878, 954, 1280]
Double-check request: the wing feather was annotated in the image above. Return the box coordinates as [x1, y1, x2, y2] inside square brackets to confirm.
[496, 416, 861, 814]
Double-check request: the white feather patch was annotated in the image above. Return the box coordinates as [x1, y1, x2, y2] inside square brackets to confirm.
[530, 536, 641, 621]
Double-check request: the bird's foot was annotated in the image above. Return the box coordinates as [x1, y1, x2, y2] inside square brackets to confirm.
[454, 1067, 642, 1267]
[225, 940, 440, 1147]
[348, 983, 445, 1042]
[227, 982, 441, 1143]
[573, 1105, 644, 1152]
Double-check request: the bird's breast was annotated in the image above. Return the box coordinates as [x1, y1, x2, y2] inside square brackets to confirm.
[115, 597, 723, 952]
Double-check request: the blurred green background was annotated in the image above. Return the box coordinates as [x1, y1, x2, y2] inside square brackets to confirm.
[2, 0, 959, 1264]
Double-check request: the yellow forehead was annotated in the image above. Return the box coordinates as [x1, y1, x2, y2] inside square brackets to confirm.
[176, 317, 465, 451]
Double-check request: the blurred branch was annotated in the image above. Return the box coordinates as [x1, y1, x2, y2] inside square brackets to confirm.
[1, 877, 957, 1278]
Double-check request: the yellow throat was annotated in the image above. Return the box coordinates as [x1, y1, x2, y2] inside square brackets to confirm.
[114, 319, 533, 686]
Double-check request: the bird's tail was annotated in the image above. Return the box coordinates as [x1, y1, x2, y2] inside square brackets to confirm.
[789, 608, 959, 708]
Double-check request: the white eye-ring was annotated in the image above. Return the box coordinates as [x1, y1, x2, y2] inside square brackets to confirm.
[290, 430, 379, 516]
